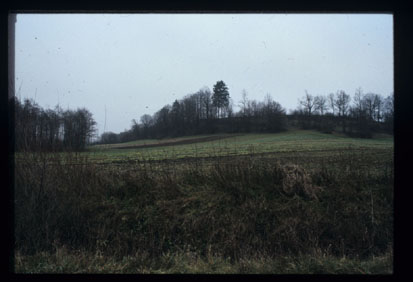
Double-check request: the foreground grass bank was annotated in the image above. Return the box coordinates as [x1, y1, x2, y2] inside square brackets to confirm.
[14, 137, 393, 273]
[15, 248, 392, 274]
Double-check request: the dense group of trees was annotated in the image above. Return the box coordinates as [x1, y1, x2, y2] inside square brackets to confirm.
[109, 81, 289, 143]
[291, 88, 394, 137]
[12, 97, 97, 151]
[104, 81, 393, 144]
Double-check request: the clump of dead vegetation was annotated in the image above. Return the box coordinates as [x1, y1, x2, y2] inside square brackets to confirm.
[277, 164, 323, 200]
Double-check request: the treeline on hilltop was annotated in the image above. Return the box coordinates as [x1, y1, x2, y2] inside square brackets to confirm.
[10, 80, 394, 151]
[11, 97, 97, 152]
[290, 88, 394, 138]
[101, 82, 394, 144]
[101, 81, 287, 144]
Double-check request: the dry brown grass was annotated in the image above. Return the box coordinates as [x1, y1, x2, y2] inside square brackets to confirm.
[14, 149, 393, 268]
[278, 164, 323, 200]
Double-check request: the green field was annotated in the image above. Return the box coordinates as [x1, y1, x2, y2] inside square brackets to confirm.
[86, 130, 393, 164]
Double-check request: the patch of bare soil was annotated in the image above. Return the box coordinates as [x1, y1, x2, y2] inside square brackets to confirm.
[115, 135, 241, 150]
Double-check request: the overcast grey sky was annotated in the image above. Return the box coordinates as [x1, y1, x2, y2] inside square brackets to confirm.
[15, 13, 393, 135]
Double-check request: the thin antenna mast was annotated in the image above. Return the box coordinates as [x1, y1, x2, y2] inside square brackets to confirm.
[16, 80, 23, 102]
[104, 105, 107, 133]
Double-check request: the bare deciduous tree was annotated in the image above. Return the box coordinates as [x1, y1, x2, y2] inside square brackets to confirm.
[314, 95, 328, 115]
[299, 90, 315, 116]
[335, 90, 351, 117]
